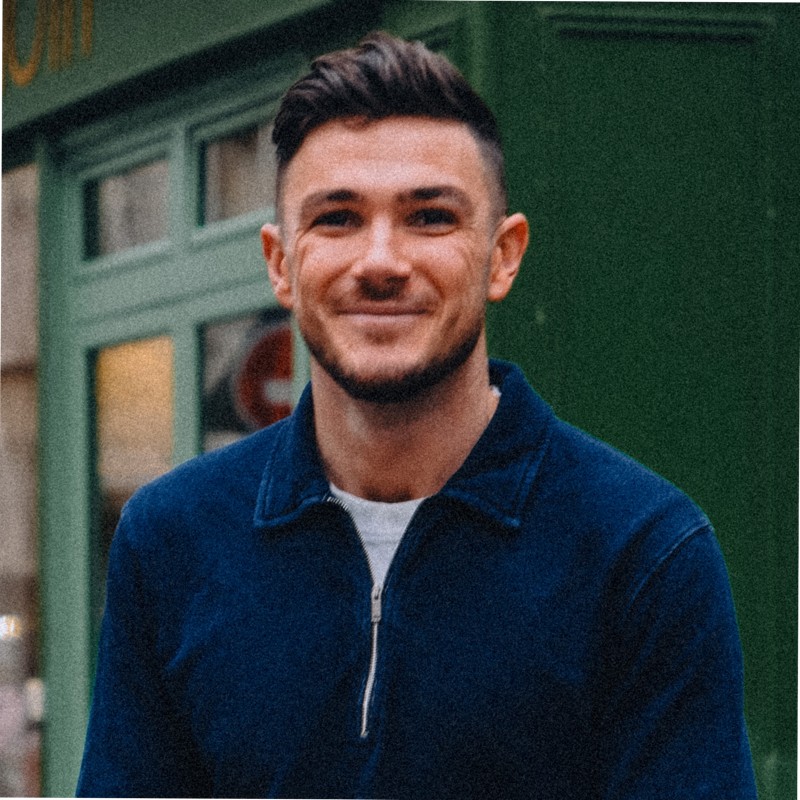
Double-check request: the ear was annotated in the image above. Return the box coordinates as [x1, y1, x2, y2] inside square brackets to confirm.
[261, 223, 294, 310]
[487, 213, 529, 303]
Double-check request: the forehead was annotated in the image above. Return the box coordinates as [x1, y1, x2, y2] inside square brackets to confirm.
[280, 116, 492, 212]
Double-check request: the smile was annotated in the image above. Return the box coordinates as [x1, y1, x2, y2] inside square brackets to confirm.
[342, 311, 426, 330]
[338, 304, 429, 321]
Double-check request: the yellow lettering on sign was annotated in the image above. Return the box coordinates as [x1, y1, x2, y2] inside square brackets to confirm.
[49, 0, 80, 70]
[3, 0, 93, 88]
[4, 0, 46, 87]
[81, 0, 93, 57]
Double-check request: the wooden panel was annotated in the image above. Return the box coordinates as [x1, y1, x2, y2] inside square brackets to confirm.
[493, 6, 795, 798]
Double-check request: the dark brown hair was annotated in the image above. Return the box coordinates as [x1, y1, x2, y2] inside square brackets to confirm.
[273, 31, 507, 215]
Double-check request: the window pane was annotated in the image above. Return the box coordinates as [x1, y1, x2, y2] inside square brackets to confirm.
[93, 337, 173, 622]
[202, 121, 276, 224]
[85, 159, 168, 257]
[202, 309, 292, 452]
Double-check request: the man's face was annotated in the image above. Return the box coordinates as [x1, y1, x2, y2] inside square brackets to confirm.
[262, 116, 525, 402]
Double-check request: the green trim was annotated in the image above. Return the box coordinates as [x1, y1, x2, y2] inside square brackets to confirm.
[37, 136, 93, 796]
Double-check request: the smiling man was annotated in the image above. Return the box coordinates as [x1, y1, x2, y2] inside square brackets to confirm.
[261, 114, 527, 500]
[77, 32, 757, 799]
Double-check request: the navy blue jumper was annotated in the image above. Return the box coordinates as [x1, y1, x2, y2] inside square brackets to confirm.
[77, 360, 757, 798]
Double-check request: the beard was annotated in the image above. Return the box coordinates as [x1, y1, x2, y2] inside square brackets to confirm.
[302, 318, 484, 404]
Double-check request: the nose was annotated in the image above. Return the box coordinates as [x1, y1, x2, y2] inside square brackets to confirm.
[352, 218, 411, 296]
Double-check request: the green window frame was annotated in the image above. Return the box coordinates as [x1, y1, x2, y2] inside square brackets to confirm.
[37, 55, 311, 795]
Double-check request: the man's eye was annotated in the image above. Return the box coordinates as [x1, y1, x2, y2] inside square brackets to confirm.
[408, 208, 458, 228]
[311, 210, 359, 228]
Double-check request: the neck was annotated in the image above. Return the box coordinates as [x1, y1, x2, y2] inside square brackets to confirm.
[312, 347, 497, 502]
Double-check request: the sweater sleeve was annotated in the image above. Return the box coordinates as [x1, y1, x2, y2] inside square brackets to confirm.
[76, 501, 209, 797]
[590, 527, 758, 799]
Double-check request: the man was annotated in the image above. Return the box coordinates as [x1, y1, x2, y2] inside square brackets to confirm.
[78, 32, 757, 798]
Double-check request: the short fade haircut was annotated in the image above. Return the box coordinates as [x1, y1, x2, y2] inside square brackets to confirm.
[272, 31, 508, 217]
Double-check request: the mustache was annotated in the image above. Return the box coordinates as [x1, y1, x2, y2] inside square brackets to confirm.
[332, 278, 435, 312]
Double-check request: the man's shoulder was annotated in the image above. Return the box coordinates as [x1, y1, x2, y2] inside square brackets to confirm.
[486, 361, 708, 539]
[494, 361, 704, 527]
[533, 413, 712, 570]
[121, 418, 290, 541]
[544, 417, 688, 507]
[543, 412, 707, 524]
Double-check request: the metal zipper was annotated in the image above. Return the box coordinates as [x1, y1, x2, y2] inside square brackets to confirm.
[361, 583, 382, 738]
[326, 494, 383, 740]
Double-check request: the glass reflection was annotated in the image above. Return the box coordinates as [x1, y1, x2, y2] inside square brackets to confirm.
[85, 159, 168, 258]
[202, 120, 276, 224]
[93, 337, 173, 617]
[202, 309, 292, 452]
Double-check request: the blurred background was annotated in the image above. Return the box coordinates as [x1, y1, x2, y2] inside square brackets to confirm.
[2, 1, 797, 796]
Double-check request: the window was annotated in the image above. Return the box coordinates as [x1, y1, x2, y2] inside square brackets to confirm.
[92, 336, 174, 621]
[41, 60, 307, 795]
[202, 309, 292, 453]
[84, 159, 169, 257]
[202, 120, 277, 225]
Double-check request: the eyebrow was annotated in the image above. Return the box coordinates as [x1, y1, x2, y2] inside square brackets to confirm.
[400, 186, 473, 207]
[298, 185, 474, 219]
[296, 188, 352, 215]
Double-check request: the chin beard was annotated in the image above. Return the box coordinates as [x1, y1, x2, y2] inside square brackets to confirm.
[306, 323, 484, 404]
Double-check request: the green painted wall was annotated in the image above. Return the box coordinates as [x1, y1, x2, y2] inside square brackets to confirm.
[486, 5, 798, 798]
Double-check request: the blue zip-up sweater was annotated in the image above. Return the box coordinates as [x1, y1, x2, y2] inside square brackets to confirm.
[77, 360, 757, 798]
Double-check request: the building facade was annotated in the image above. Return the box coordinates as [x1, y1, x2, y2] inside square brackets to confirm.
[2, 1, 797, 796]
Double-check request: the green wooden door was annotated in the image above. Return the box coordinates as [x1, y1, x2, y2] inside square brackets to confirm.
[489, 5, 797, 798]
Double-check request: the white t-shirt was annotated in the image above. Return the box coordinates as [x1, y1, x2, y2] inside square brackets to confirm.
[329, 484, 424, 587]
[330, 386, 500, 586]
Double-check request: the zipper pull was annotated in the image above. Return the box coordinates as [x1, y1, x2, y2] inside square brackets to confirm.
[371, 584, 382, 623]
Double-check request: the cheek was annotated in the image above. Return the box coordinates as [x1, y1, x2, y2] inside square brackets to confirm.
[429, 241, 492, 295]
[293, 238, 357, 284]
[287, 246, 330, 300]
